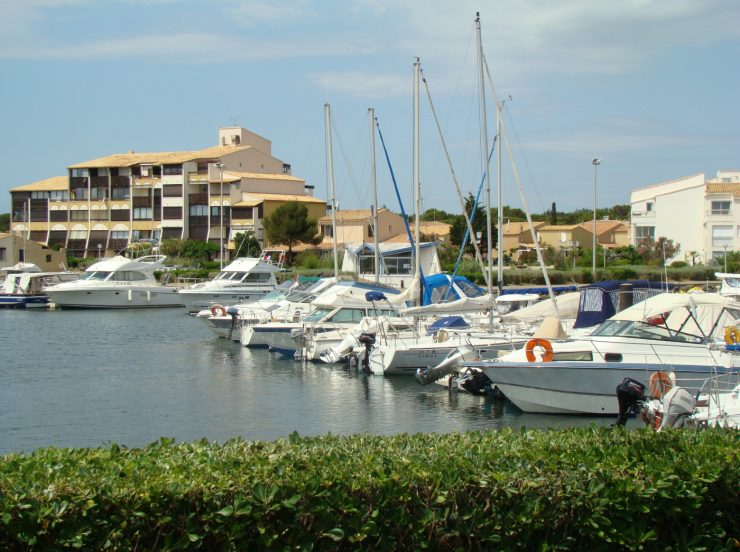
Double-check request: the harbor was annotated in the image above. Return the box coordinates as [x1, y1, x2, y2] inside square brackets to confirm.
[0, 307, 617, 456]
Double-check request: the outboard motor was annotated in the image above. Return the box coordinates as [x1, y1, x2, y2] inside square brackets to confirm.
[358, 332, 376, 376]
[614, 377, 646, 426]
[226, 306, 239, 340]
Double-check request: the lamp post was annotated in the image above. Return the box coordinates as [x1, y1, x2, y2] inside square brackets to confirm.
[723, 244, 729, 273]
[592, 158, 602, 278]
[215, 162, 225, 269]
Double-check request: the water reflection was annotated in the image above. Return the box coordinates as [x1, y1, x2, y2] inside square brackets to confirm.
[1, 309, 614, 455]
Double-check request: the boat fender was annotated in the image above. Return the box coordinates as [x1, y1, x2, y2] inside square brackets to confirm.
[724, 326, 740, 345]
[648, 371, 673, 400]
[210, 304, 227, 317]
[525, 338, 554, 362]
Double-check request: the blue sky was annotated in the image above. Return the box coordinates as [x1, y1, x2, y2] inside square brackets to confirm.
[1, 0, 738, 216]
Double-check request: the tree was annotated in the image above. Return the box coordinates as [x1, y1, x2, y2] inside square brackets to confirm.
[233, 230, 261, 258]
[636, 237, 680, 266]
[179, 240, 218, 262]
[0, 213, 9, 232]
[421, 208, 453, 222]
[449, 194, 490, 253]
[262, 202, 321, 266]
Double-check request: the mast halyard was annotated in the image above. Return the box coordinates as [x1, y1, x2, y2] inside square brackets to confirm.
[476, 12, 494, 326]
[324, 103, 339, 279]
[369, 107, 380, 284]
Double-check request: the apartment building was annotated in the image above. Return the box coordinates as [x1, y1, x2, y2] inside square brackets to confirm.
[9, 126, 324, 258]
[631, 170, 740, 263]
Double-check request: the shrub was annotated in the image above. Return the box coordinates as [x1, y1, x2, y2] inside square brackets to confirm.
[670, 260, 688, 268]
[0, 429, 736, 550]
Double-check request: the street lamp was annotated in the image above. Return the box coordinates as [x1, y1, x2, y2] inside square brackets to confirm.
[215, 162, 225, 270]
[592, 158, 602, 278]
[723, 244, 729, 273]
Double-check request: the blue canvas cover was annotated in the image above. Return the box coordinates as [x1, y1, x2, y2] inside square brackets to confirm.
[421, 274, 485, 305]
[427, 316, 470, 334]
[573, 280, 673, 329]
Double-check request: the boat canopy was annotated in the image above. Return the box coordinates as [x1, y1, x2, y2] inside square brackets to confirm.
[572, 280, 672, 329]
[426, 316, 470, 334]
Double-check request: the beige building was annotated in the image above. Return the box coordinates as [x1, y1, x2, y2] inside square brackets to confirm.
[0, 233, 68, 271]
[9, 126, 323, 258]
[317, 208, 405, 250]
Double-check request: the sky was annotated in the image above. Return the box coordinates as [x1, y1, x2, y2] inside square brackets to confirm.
[1, 0, 738, 217]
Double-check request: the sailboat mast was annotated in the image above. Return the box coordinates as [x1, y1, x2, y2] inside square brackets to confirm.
[497, 101, 504, 292]
[476, 13, 493, 299]
[324, 103, 339, 279]
[413, 58, 421, 303]
[369, 107, 380, 284]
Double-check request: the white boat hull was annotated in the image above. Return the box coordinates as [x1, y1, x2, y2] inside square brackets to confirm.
[477, 361, 739, 415]
[47, 287, 183, 309]
[178, 288, 274, 313]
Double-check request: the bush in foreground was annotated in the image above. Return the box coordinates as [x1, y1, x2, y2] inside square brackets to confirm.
[0, 428, 737, 550]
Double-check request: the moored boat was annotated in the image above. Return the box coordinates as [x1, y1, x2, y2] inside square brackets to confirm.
[44, 254, 181, 309]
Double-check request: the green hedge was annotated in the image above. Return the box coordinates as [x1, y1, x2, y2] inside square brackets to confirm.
[1, 428, 738, 550]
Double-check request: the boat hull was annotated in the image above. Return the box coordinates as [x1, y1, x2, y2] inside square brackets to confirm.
[47, 287, 183, 309]
[476, 361, 739, 415]
[0, 294, 50, 309]
[178, 288, 274, 313]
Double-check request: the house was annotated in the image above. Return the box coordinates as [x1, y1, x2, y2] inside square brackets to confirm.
[9, 126, 322, 258]
[631, 170, 740, 263]
[0, 233, 68, 271]
[341, 241, 442, 289]
[317, 208, 405, 251]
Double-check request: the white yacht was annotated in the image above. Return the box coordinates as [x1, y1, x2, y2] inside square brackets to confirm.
[462, 293, 740, 415]
[44, 255, 182, 309]
[177, 257, 279, 313]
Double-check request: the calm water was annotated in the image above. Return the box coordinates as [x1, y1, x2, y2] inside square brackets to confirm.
[0, 309, 612, 455]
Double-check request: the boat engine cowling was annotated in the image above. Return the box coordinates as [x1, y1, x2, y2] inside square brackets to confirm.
[615, 377, 646, 426]
[358, 333, 376, 376]
[657, 386, 696, 430]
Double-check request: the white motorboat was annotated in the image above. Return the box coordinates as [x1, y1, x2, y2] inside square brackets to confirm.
[0, 264, 79, 308]
[44, 255, 182, 309]
[177, 257, 280, 313]
[196, 277, 336, 340]
[240, 280, 401, 354]
[463, 293, 740, 415]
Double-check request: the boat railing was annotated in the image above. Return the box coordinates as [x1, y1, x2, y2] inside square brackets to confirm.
[175, 277, 207, 285]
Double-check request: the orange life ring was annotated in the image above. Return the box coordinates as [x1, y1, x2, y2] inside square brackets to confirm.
[724, 326, 740, 345]
[525, 338, 554, 362]
[210, 304, 227, 317]
[648, 371, 673, 399]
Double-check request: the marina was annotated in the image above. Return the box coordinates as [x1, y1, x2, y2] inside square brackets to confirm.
[0, 307, 617, 456]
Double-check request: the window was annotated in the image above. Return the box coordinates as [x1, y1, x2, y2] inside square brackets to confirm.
[0, 248, 5, 260]
[163, 185, 183, 197]
[71, 169, 89, 177]
[646, 202, 653, 212]
[163, 165, 183, 175]
[635, 226, 655, 242]
[190, 205, 208, 217]
[73, 188, 88, 200]
[711, 200, 731, 215]
[69, 230, 87, 240]
[90, 209, 109, 221]
[70, 210, 88, 221]
[111, 231, 129, 240]
[49, 190, 69, 201]
[321, 224, 333, 237]
[211, 206, 222, 218]
[31, 191, 48, 199]
[712, 225, 733, 247]
[19, 249, 25, 262]
[90, 187, 107, 200]
[111, 188, 129, 199]
[329, 308, 365, 323]
[133, 207, 152, 220]
[163, 207, 183, 219]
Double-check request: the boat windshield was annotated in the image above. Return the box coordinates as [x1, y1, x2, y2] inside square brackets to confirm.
[302, 308, 332, 323]
[81, 271, 112, 281]
[591, 319, 705, 343]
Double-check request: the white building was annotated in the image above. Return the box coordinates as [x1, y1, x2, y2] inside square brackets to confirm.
[631, 170, 740, 264]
